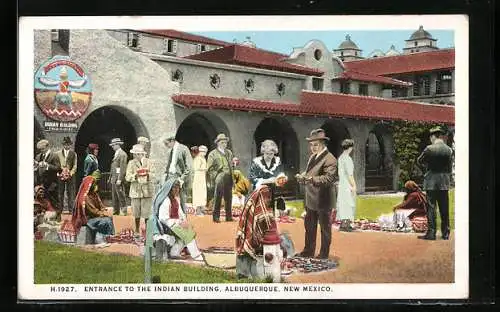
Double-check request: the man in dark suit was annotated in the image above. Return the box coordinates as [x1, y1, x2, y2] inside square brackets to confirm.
[35, 139, 62, 215]
[417, 126, 454, 240]
[56, 136, 77, 213]
[207, 133, 234, 223]
[109, 138, 129, 216]
[296, 129, 337, 259]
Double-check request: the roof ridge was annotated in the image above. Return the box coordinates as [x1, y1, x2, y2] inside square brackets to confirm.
[345, 48, 455, 63]
[301, 90, 453, 107]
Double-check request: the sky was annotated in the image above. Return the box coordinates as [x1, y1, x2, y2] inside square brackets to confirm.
[192, 30, 454, 57]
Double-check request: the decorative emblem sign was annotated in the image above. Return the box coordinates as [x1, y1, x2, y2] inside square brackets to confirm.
[244, 79, 255, 93]
[171, 69, 183, 82]
[210, 74, 221, 89]
[34, 55, 92, 122]
[276, 82, 286, 96]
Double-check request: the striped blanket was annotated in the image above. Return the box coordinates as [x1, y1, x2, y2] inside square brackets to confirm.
[235, 185, 277, 260]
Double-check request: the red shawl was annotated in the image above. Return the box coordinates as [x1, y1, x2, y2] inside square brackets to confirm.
[72, 176, 103, 234]
[235, 185, 277, 259]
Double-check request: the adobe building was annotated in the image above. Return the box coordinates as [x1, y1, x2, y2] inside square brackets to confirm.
[33, 28, 454, 199]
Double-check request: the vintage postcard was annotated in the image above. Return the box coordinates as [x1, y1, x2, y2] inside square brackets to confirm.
[18, 15, 468, 300]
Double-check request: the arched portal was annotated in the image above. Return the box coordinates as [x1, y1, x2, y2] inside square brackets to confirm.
[364, 123, 394, 191]
[320, 119, 351, 158]
[176, 112, 231, 151]
[253, 117, 300, 198]
[75, 106, 148, 201]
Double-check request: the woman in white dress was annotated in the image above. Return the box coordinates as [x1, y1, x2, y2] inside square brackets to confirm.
[336, 139, 357, 232]
[192, 145, 208, 216]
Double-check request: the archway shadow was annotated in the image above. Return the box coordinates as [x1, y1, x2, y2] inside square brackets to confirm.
[75, 106, 148, 203]
[253, 117, 300, 198]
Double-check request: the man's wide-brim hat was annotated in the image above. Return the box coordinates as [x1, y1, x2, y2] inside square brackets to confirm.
[215, 133, 230, 143]
[130, 144, 146, 154]
[62, 136, 72, 145]
[109, 138, 124, 146]
[429, 126, 445, 135]
[137, 136, 150, 144]
[306, 129, 330, 141]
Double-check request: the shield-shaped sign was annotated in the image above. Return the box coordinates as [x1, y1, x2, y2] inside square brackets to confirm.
[34, 55, 92, 122]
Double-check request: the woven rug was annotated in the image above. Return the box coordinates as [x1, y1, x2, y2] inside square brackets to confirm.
[283, 256, 338, 274]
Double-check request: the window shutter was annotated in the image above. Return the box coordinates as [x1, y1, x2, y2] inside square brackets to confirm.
[137, 34, 142, 49]
[196, 43, 201, 53]
[163, 39, 168, 53]
[127, 32, 134, 47]
[172, 40, 178, 54]
[51, 29, 59, 42]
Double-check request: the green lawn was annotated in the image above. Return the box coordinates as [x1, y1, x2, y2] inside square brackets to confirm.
[287, 189, 455, 229]
[35, 241, 244, 284]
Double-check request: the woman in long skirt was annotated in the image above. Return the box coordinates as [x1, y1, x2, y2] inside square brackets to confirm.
[336, 139, 357, 232]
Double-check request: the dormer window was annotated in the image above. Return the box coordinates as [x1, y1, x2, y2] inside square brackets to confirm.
[127, 32, 139, 48]
[414, 41, 418, 47]
[164, 39, 177, 54]
[51, 29, 59, 42]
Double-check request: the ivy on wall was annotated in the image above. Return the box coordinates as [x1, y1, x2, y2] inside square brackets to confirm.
[390, 120, 451, 189]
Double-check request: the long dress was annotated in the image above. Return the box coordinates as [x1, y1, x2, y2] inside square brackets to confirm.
[336, 152, 356, 221]
[192, 155, 207, 207]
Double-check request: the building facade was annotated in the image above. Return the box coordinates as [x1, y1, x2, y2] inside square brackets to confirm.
[34, 28, 454, 200]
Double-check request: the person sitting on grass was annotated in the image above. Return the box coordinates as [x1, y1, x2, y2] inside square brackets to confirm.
[72, 175, 115, 241]
[390, 180, 428, 231]
[148, 177, 204, 262]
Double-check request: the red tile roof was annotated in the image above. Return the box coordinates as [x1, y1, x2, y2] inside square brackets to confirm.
[172, 92, 454, 124]
[337, 70, 412, 87]
[184, 44, 324, 76]
[137, 29, 232, 47]
[344, 49, 455, 76]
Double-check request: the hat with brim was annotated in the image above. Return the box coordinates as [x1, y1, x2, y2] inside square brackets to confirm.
[429, 126, 445, 136]
[215, 133, 230, 143]
[137, 136, 150, 144]
[306, 129, 330, 141]
[130, 144, 146, 154]
[198, 145, 208, 152]
[109, 138, 124, 146]
[62, 136, 72, 145]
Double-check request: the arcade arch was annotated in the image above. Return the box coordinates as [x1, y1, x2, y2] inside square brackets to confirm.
[253, 117, 300, 198]
[75, 105, 149, 200]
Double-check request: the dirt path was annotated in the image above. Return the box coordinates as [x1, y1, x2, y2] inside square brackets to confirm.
[82, 212, 454, 284]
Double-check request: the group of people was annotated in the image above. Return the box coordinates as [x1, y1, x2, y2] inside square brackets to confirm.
[33, 123, 453, 268]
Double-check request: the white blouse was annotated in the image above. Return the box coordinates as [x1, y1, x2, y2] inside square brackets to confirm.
[158, 196, 186, 228]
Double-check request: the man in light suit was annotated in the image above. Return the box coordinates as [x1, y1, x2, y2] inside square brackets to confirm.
[163, 133, 193, 213]
[56, 136, 77, 212]
[207, 133, 234, 223]
[296, 129, 337, 259]
[109, 137, 129, 216]
[35, 139, 62, 216]
[416, 126, 454, 240]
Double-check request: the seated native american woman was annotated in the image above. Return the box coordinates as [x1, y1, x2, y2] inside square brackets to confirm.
[72, 175, 115, 239]
[235, 183, 286, 279]
[148, 177, 204, 261]
[390, 180, 428, 231]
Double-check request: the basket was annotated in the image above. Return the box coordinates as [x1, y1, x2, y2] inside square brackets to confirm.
[57, 220, 77, 243]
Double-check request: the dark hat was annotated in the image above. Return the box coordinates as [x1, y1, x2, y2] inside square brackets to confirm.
[62, 136, 72, 145]
[306, 129, 330, 141]
[429, 126, 445, 136]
